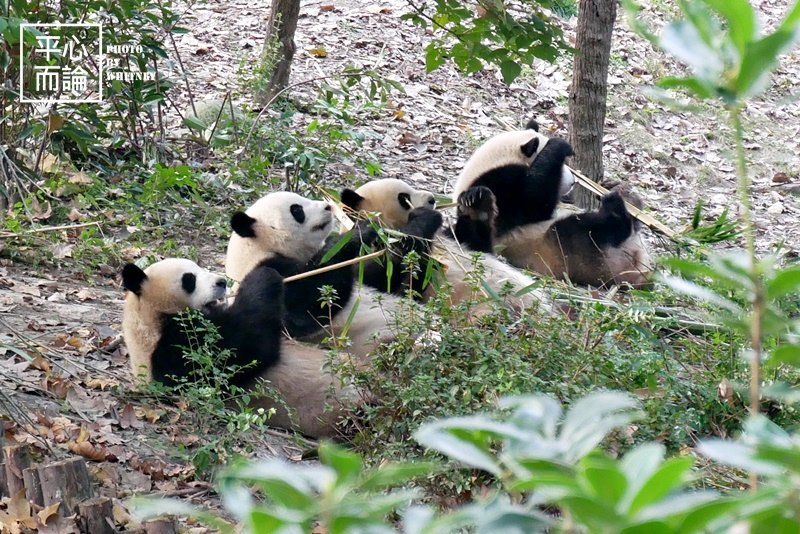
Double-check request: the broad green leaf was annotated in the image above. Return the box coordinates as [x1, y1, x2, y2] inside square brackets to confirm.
[744, 413, 792, 443]
[560, 392, 640, 458]
[560, 495, 622, 529]
[183, 115, 208, 131]
[660, 20, 723, 79]
[779, 0, 800, 33]
[755, 443, 800, 474]
[319, 442, 362, 484]
[621, 521, 672, 534]
[737, 29, 800, 98]
[636, 491, 720, 523]
[415, 419, 512, 475]
[678, 0, 720, 49]
[770, 344, 800, 367]
[424, 42, 446, 73]
[248, 508, 294, 533]
[700, 0, 755, 55]
[696, 440, 782, 476]
[499, 59, 521, 84]
[658, 274, 742, 313]
[657, 76, 714, 99]
[675, 498, 743, 532]
[628, 456, 694, 515]
[319, 232, 353, 264]
[766, 266, 800, 299]
[580, 456, 628, 506]
[619, 444, 666, 510]
[359, 462, 433, 491]
[500, 394, 562, 439]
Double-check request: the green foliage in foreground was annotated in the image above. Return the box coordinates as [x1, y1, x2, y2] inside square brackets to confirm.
[134, 392, 800, 533]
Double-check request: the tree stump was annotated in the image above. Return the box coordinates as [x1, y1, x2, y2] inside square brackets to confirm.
[38, 457, 93, 516]
[3, 445, 32, 498]
[143, 517, 177, 534]
[23, 466, 43, 506]
[78, 496, 114, 534]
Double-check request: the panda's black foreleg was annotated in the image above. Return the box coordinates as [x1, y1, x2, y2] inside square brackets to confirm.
[363, 207, 443, 296]
[149, 267, 285, 389]
[453, 186, 497, 253]
[212, 264, 285, 387]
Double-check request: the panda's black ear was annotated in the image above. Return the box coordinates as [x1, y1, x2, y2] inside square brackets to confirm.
[525, 118, 540, 131]
[122, 264, 147, 296]
[340, 188, 364, 210]
[521, 137, 540, 158]
[231, 212, 257, 238]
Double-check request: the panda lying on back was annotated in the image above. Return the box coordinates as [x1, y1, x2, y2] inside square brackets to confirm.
[341, 178, 553, 315]
[121, 258, 357, 438]
[225, 191, 442, 360]
[452, 120, 651, 288]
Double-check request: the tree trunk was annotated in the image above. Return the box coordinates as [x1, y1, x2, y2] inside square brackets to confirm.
[259, 0, 301, 105]
[568, 0, 617, 210]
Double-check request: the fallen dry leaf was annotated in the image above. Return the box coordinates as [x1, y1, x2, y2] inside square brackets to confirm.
[37, 502, 60, 524]
[68, 440, 117, 462]
[398, 132, 422, 145]
[67, 208, 86, 222]
[308, 46, 328, 58]
[67, 171, 92, 185]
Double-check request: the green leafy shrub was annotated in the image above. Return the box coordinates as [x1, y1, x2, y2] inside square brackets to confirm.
[402, 0, 573, 83]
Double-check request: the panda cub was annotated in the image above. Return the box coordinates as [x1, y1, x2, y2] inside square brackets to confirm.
[452, 120, 651, 287]
[341, 179, 552, 315]
[121, 258, 355, 438]
[225, 191, 441, 360]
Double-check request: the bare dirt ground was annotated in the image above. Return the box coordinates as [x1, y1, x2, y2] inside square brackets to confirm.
[1, 0, 798, 529]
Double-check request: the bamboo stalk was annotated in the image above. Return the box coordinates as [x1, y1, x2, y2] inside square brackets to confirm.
[283, 249, 385, 283]
[0, 221, 100, 238]
[566, 165, 678, 239]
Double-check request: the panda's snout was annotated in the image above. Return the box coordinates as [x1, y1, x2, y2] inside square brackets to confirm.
[426, 195, 436, 206]
[215, 278, 227, 289]
[324, 204, 332, 211]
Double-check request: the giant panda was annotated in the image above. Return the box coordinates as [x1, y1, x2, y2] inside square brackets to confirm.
[452, 119, 576, 234]
[121, 258, 357, 438]
[340, 179, 552, 315]
[452, 121, 651, 288]
[458, 186, 652, 287]
[225, 191, 441, 360]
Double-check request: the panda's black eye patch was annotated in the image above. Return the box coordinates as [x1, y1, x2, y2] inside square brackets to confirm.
[181, 273, 196, 294]
[398, 192, 412, 210]
[290, 204, 306, 224]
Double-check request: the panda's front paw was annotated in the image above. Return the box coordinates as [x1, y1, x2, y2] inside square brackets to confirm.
[239, 265, 285, 301]
[406, 207, 443, 239]
[458, 187, 497, 220]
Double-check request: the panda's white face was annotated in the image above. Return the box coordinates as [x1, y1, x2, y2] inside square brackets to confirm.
[453, 129, 550, 197]
[352, 179, 436, 229]
[559, 166, 575, 197]
[226, 192, 333, 283]
[128, 258, 227, 313]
